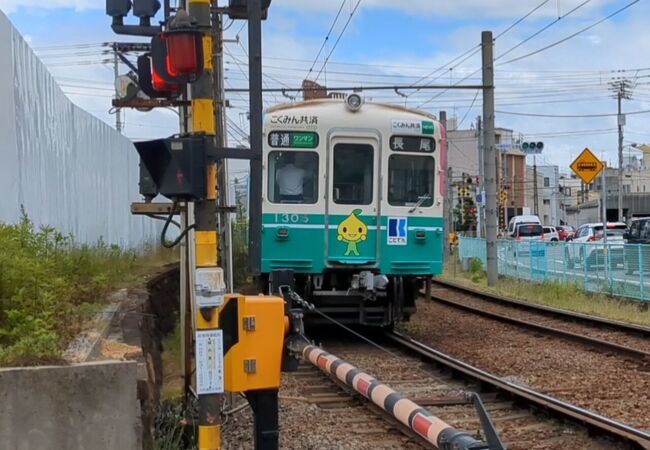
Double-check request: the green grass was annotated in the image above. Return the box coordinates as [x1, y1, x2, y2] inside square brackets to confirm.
[441, 257, 650, 327]
[0, 211, 178, 366]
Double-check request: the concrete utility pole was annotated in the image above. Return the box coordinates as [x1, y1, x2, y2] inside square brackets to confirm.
[533, 154, 539, 216]
[112, 44, 123, 133]
[212, 12, 235, 293]
[441, 110, 450, 256]
[610, 78, 632, 221]
[477, 116, 483, 238]
[482, 31, 497, 286]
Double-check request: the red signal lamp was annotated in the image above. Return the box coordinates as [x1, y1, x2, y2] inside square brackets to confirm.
[164, 29, 202, 77]
[152, 58, 182, 93]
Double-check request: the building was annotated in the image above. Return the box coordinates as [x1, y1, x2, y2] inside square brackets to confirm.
[446, 119, 526, 227]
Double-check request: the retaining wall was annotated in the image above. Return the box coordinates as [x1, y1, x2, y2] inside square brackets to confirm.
[0, 361, 139, 450]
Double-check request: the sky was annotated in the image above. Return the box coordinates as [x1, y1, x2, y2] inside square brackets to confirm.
[3, 0, 650, 176]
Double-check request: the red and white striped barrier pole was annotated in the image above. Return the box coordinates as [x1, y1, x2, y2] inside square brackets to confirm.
[303, 345, 488, 450]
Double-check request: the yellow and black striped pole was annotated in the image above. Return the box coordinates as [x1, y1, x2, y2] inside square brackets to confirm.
[188, 0, 222, 448]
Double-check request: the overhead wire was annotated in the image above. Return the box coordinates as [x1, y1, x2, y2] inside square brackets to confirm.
[305, 0, 347, 80]
[314, 0, 363, 82]
[495, 0, 593, 63]
[497, 0, 642, 66]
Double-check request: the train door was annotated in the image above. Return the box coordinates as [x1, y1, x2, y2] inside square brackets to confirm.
[326, 134, 380, 265]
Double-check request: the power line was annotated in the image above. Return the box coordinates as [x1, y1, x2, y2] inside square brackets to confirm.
[314, 0, 363, 82]
[495, 0, 593, 63]
[498, 0, 641, 66]
[457, 89, 480, 129]
[496, 108, 650, 118]
[494, 0, 551, 40]
[305, 0, 347, 79]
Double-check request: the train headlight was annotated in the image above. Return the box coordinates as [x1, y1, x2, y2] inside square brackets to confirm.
[346, 93, 363, 112]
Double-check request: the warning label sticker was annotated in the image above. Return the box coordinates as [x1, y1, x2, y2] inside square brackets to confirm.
[196, 329, 224, 395]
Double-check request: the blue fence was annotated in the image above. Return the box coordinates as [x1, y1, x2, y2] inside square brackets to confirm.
[458, 237, 650, 302]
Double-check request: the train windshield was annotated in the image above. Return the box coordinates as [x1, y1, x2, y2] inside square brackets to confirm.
[267, 151, 319, 204]
[388, 155, 434, 207]
[333, 144, 374, 205]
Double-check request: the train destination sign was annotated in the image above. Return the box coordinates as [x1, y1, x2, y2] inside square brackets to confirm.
[570, 147, 604, 184]
[268, 131, 319, 149]
[390, 135, 435, 153]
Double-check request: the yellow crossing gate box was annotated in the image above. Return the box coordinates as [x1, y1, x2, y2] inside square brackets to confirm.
[221, 295, 285, 392]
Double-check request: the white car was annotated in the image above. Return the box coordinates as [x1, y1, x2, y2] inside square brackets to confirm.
[542, 226, 559, 242]
[566, 222, 627, 267]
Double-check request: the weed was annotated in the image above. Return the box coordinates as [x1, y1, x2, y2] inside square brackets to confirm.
[0, 211, 178, 366]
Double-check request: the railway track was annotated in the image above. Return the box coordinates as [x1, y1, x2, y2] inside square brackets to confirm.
[387, 331, 650, 449]
[405, 279, 650, 437]
[291, 333, 649, 449]
[427, 279, 650, 361]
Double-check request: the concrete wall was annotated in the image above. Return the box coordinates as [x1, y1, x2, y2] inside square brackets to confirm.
[0, 12, 160, 247]
[0, 361, 139, 450]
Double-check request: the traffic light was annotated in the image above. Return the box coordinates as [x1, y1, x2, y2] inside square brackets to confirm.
[133, 0, 161, 26]
[227, 0, 272, 20]
[521, 142, 544, 152]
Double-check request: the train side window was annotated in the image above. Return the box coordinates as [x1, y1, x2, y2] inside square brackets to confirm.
[267, 151, 319, 204]
[388, 155, 434, 207]
[333, 144, 374, 205]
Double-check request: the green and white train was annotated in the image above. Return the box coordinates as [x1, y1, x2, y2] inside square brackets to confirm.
[260, 94, 445, 327]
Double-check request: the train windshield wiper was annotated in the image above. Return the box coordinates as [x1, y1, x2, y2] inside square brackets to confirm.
[408, 195, 431, 213]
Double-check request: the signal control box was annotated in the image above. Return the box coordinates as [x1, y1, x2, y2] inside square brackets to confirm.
[220, 295, 286, 392]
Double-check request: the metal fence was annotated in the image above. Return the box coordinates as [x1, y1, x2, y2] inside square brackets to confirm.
[0, 12, 161, 248]
[459, 237, 650, 302]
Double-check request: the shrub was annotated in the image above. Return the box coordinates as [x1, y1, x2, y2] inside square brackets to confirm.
[0, 211, 161, 366]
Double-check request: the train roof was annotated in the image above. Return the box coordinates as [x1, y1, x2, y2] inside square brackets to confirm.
[265, 98, 438, 122]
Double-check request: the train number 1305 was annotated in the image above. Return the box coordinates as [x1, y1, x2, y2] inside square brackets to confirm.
[274, 213, 309, 224]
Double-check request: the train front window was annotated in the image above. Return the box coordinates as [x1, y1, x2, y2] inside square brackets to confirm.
[388, 155, 434, 207]
[333, 144, 374, 205]
[267, 151, 319, 204]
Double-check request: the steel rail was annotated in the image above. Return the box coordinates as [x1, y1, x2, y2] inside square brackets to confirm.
[431, 294, 650, 361]
[430, 278, 650, 337]
[387, 331, 650, 450]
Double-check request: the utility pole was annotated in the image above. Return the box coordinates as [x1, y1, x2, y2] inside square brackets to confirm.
[482, 31, 497, 286]
[441, 110, 450, 256]
[248, 0, 263, 278]
[112, 44, 123, 133]
[610, 78, 632, 221]
[212, 12, 234, 294]
[533, 154, 539, 216]
[189, 1, 223, 448]
[477, 116, 484, 238]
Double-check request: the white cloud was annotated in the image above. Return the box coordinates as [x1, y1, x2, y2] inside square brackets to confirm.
[0, 0, 99, 14]
[273, 0, 614, 19]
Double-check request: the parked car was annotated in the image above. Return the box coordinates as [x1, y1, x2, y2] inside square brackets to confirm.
[507, 223, 543, 258]
[511, 223, 544, 241]
[623, 217, 650, 274]
[506, 215, 541, 238]
[566, 222, 627, 268]
[556, 225, 575, 241]
[542, 226, 559, 241]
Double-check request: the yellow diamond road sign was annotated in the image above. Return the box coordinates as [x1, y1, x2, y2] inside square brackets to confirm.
[570, 147, 604, 185]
